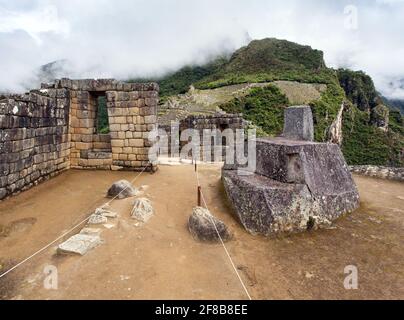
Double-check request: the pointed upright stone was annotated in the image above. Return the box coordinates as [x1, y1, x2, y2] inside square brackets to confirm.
[283, 106, 314, 141]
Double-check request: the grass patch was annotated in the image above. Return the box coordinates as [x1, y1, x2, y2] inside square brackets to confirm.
[220, 85, 289, 136]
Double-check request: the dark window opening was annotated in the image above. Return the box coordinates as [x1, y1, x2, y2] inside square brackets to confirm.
[219, 123, 229, 131]
[91, 92, 109, 134]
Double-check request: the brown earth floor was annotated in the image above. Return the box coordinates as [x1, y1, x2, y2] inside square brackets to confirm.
[0, 165, 403, 300]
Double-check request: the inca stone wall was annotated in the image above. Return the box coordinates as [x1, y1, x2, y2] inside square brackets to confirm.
[0, 89, 70, 200]
[349, 165, 404, 181]
[0, 79, 158, 200]
[159, 113, 246, 158]
[107, 89, 157, 169]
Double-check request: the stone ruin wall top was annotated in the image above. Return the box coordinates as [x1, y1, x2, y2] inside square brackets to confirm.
[1, 78, 159, 201]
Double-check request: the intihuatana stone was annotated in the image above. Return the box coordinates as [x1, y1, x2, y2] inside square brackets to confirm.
[222, 106, 360, 236]
[107, 180, 139, 199]
[131, 198, 154, 223]
[188, 207, 232, 243]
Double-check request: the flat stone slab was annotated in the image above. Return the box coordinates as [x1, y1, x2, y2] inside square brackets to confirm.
[57, 234, 102, 256]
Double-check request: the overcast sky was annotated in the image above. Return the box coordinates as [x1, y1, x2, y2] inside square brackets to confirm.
[1, 0, 404, 98]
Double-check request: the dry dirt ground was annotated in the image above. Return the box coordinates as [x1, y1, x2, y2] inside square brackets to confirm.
[0, 165, 403, 300]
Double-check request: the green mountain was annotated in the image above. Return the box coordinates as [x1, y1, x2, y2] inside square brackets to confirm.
[337, 69, 379, 111]
[132, 38, 403, 167]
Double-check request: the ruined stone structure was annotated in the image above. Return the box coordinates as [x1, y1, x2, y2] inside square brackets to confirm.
[0, 89, 70, 200]
[158, 113, 246, 158]
[0, 79, 158, 200]
[222, 105, 360, 236]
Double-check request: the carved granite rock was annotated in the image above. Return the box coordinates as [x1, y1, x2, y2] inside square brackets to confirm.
[222, 106, 360, 236]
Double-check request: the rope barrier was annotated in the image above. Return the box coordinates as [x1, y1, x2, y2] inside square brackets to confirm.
[0, 165, 148, 279]
[194, 162, 253, 301]
[1, 160, 252, 301]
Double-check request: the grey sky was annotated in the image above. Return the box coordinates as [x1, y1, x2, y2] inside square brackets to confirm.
[0, 0, 403, 98]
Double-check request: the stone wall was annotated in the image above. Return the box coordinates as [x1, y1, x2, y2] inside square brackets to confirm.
[55, 79, 158, 171]
[1, 78, 159, 200]
[350, 165, 404, 181]
[159, 113, 246, 159]
[0, 89, 70, 200]
[107, 89, 158, 170]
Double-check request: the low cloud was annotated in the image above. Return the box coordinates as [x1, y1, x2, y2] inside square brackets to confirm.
[0, 0, 403, 99]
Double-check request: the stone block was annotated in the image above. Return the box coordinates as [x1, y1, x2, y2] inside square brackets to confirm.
[129, 139, 144, 147]
[283, 106, 314, 141]
[222, 168, 359, 236]
[0, 188, 7, 200]
[109, 124, 121, 132]
[57, 234, 102, 256]
[145, 115, 156, 124]
[111, 140, 124, 147]
[114, 116, 126, 124]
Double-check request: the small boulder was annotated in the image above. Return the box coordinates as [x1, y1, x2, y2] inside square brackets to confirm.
[88, 213, 108, 225]
[107, 180, 139, 199]
[188, 207, 232, 243]
[131, 198, 154, 223]
[57, 234, 102, 256]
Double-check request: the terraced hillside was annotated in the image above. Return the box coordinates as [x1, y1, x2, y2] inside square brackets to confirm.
[131, 38, 403, 166]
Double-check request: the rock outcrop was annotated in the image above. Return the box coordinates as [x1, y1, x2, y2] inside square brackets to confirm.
[107, 180, 139, 199]
[188, 207, 232, 243]
[328, 103, 345, 145]
[370, 104, 390, 132]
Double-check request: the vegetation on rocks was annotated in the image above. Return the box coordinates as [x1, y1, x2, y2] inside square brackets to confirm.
[337, 69, 379, 111]
[220, 85, 289, 136]
[195, 38, 335, 90]
[342, 104, 403, 166]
